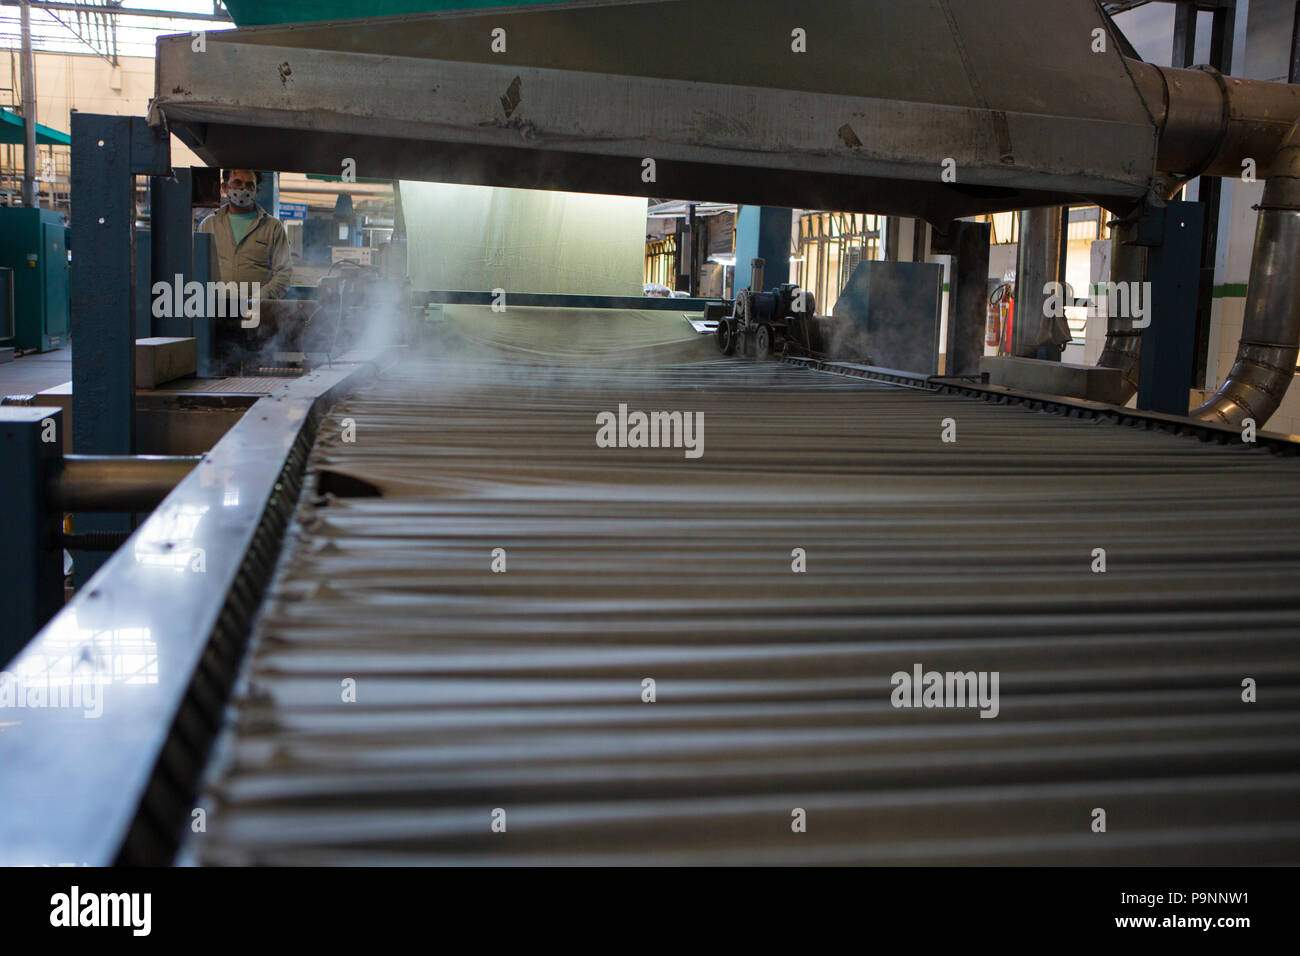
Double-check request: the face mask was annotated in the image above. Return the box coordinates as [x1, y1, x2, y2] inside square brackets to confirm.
[227, 186, 255, 208]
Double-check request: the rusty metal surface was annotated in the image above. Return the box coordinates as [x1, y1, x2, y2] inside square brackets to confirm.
[189, 354, 1300, 865]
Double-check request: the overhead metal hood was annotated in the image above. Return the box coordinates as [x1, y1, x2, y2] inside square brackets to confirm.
[151, 0, 1161, 220]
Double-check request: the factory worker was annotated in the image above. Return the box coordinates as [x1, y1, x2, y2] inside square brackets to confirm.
[198, 169, 293, 313]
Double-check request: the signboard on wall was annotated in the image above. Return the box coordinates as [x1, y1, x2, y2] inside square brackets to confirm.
[331, 246, 373, 265]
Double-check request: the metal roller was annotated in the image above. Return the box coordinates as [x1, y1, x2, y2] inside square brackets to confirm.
[186, 354, 1300, 866]
[48, 455, 202, 513]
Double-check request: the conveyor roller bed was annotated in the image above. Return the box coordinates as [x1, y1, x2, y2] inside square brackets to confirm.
[184, 354, 1300, 865]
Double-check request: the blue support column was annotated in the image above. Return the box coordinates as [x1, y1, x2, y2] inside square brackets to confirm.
[134, 229, 153, 339]
[255, 170, 279, 219]
[931, 219, 992, 377]
[70, 114, 170, 582]
[1136, 200, 1206, 416]
[193, 232, 215, 377]
[0, 407, 63, 662]
[734, 206, 792, 292]
[150, 167, 194, 339]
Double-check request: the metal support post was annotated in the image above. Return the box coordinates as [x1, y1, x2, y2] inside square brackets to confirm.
[1136, 200, 1206, 415]
[70, 113, 170, 582]
[0, 407, 63, 661]
[931, 219, 991, 377]
[734, 206, 791, 292]
[150, 166, 195, 339]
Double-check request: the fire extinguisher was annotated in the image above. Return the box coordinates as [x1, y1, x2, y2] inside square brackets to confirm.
[987, 282, 1014, 350]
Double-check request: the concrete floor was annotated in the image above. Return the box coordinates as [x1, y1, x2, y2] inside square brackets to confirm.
[0, 346, 72, 396]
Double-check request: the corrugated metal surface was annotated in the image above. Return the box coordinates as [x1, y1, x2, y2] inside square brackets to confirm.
[192, 355, 1300, 865]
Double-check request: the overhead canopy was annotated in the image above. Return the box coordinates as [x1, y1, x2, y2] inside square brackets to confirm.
[152, 0, 1160, 221]
[222, 0, 570, 27]
[0, 108, 70, 146]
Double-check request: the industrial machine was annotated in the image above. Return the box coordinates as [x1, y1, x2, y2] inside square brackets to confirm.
[717, 255, 947, 375]
[2, 0, 1300, 868]
[0, 265, 14, 345]
[716, 258, 821, 360]
[0, 206, 70, 352]
[224, 262, 411, 375]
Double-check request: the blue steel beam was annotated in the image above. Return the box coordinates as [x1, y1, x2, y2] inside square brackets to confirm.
[70, 113, 170, 455]
[70, 113, 171, 582]
[734, 207, 792, 293]
[1137, 200, 1206, 416]
[0, 407, 63, 664]
[150, 167, 195, 340]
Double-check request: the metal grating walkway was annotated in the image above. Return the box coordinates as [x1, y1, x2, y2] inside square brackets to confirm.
[191, 356, 1300, 864]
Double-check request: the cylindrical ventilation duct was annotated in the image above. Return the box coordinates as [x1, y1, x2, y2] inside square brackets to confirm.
[1192, 124, 1300, 427]
[1128, 61, 1300, 190]
[1097, 63, 1300, 421]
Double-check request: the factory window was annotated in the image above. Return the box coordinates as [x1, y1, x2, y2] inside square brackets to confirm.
[987, 211, 1020, 245]
[796, 212, 883, 314]
[976, 206, 1110, 246]
[1065, 206, 1111, 242]
[1, 143, 70, 212]
[644, 236, 677, 288]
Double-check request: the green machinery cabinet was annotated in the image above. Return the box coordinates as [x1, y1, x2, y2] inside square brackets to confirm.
[0, 207, 71, 352]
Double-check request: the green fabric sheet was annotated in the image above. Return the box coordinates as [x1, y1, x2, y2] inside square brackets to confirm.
[399, 181, 648, 297]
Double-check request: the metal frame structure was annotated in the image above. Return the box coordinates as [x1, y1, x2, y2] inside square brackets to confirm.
[0, 357, 384, 865]
[68, 113, 171, 579]
[145, 0, 1300, 428]
[2, 0, 1298, 865]
[149, 0, 1162, 222]
[3, 344, 1296, 866]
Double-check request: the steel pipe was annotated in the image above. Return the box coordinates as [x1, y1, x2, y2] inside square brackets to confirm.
[1128, 61, 1300, 190]
[48, 455, 202, 513]
[1013, 207, 1064, 358]
[1099, 64, 1300, 419]
[1193, 124, 1300, 427]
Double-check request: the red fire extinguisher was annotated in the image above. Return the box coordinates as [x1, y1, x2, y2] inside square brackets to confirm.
[987, 283, 1014, 350]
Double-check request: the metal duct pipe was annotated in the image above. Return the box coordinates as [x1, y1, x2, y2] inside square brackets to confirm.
[1128, 61, 1300, 190]
[1192, 124, 1300, 427]
[1013, 207, 1064, 358]
[49, 455, 202, 513]
[1095, 64, 1300, 415]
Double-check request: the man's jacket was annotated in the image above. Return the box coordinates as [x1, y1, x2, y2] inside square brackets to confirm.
[197, 204, 293, 302]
